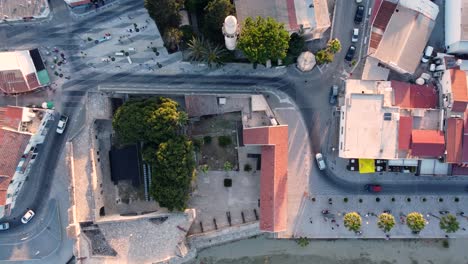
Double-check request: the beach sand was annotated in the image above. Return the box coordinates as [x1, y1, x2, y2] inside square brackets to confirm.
[194, 235, 468, 264]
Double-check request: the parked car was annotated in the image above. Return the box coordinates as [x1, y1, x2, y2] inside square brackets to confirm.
[0, 222, 9, 231]
[351, 28, 359, 43]
[365, 184, 382, 193]
[94, 36, 112, 44]
[354, 5, 365, 23]
[329, 85, 339, 105]
[356, 0, 363, 3]
[345, 45, 356, 61]
[421, 45, 434, 63]
[21, 210, 35, 224]
[315, 153, 326, 170]
[56, 115, 68, 134]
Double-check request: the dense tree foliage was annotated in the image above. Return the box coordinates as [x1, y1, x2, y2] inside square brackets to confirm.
[406, 212, 426, 233]
[237, 16, 289, 65]
[144, 0, 183, 35]
[440, 214, 459, 233]
[187, 37, 228, 67]
[202, 0, 235, 44]
[163, 27, 183, 51]
[150, 136, 196, 211]
[113, 98, 194, 211]
[344, 212, 362, 232]
[377, 213, 396, 233]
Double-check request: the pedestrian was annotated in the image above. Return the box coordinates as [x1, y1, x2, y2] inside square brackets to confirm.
[331, 219, 336, 223]
[462, 228, 466, 231]
[331, 227, 334, 230]
[336, 224, 339, 227]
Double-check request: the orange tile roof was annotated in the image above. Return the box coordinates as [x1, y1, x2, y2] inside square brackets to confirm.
[243, 125, 288, 233]
[0, 129, 31, 205]
[391, 80, 438, 108]
[411, 130, 445, 157]
[446, 118, 464, 163]
[0, 106, 23, 130]
[449, 69, 468, 112]
[398, 116, 413, 150]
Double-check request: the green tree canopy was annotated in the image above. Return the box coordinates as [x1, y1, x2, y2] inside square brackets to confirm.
[326, 38, 341, 54]
[144, 0, 183, 35]
[163, 27, 183, 51]
[440, 214, 459, 233]
[315, 49, 334, 65]
[406, 212, 426, 233]
[150, 136, 196, 211]
[344, 212, 362, 232]
[202, 0, 235, 44]
[287, 32, 305, 58]
[237, 16, 290, 65]
[377, 213, 396, 233]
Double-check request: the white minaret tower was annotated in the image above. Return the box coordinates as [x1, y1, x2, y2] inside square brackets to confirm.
[222, 15, 239, 50]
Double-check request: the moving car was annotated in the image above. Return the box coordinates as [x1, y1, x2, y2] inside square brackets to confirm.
[0, 222, 9, 231]
[315, 153, 326, 170]
[329, 85, 339, 105]
[21, 210, 35, 224]
[345, 45, 356, 61]
[365, 184, 382, 193]
[351, 28, 359, 43]
[354, 5, 365, 23]
[421, 45, 434, 63]
[56, 115, 68, 134]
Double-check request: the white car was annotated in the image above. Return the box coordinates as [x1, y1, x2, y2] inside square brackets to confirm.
[0, 222, 9, 231]
[21, 210, 35, 224]
[315, 153, 326, 170]
[56, 115, 68, 134]
[421, 46, 433, 63]
[351, 28, 359, 43]
[356, 0, 363, 3]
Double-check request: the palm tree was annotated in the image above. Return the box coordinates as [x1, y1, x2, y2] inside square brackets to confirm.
[202, 42, 227, 68]
[440, 214, 459, 233]
[187, 37, 206, 62]
[377, 213, 396, 233]
[163, 27, 183, 51]
[344, 212, 362, 232]
[406, 212, 426, 234]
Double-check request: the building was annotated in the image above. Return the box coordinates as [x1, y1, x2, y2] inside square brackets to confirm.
[0, 49, 49, 95]
[0, 106, 54, 218]
[339, 80, 449, 175]
[64, 0, 91, 9]
[368, 0, 438, 75]
[234, 0, 330, 39]
[445, 0, 468, 54]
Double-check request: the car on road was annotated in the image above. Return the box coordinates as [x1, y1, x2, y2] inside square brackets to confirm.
[0, 222, 9, 231]
[329, 85, 339, 105]
[365, 184, 382, 193]
[345, 45, 356, 61]
[356, 0, 363, 3]
[21, 210, 35, 224]
[315, 153, 326, 170]
[354, 5, 365, 23]
[351, 28, 359, 43]
[421, 45, 434, 63]
[56, 115, 68, 134]
[94, 36, 112, 44]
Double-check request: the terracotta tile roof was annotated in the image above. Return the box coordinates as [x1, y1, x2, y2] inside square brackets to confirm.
[463, 108, 468, 162]
[243, 125, 288, 233]
[411, 130, 445, 157]
[0, 176, 9, 205]
[26, 73, 40, 90]
[370, 1, 397, 50]
[391, 80, 438, 108]
[286, 0, 299, 31]
[446, 118, 464, 163]
[0, 106, 23, 130]
[449, 69, 468, 112]
[398, 116, 413, 150]
[0, 129, 31, 205]
[0, 70, 29, 94]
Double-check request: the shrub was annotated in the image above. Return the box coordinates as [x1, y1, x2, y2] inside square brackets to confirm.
[223, 161, 233, 171]
[296, 237, 309, 247]
[377, 213, 396, 233]
[203, 135, 212, 144]
[218, 135, 232, 147]
[244, 163, 252, 172]
[193, 138, 203, 151]
[440, 214, 460, 233]
[406, 212, 426, 233]
[442, 239, 449, 248]
[344, 212, 361, 232]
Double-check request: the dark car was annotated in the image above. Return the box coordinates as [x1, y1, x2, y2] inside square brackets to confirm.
[345, 45, 356, 61]
[365, 184, 382, 193]
[354, 5, 365, 23]
[329, 85, 338, 105]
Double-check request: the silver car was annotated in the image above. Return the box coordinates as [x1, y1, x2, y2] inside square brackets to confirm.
[315, 153, 326, 170]
[0, 222, 9, 231]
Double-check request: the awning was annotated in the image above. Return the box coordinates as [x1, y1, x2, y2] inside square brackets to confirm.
[388, 159, 418, 166]
[359, 159, 375, 173]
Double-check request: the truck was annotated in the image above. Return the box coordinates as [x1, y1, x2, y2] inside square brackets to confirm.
[56, 115, 68, 134]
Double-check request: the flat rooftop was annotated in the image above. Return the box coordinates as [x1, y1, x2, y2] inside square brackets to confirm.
[0, 0, 48, 20]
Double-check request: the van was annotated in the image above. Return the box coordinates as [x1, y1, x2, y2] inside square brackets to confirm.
[421, 46, 433, 63]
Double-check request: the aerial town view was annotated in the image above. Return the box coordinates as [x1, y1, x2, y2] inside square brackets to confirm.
[1, 0, 468, 263]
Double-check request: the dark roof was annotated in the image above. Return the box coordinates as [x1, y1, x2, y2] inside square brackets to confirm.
[411, 130, 445, 157]
[29, 49, 45, 71]
[446, 118, 464, 163]
[109, 144, 142, 187]
[391, 80, 438, 108]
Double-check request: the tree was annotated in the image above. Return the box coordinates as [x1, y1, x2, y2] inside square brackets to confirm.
[223, 161, 233, 171]
[377, 213, 396, 233]
[218, 135, 232, 147]
[144, 0, 183, 35]
[296, 237, 309, 247]
[187, 37, 206, 61]
[287, 32, 305, 58]
[202, 0, 235, 44]
[150, 136, 196, 211]
[237, 16, 289, 65]
[326, 38, 341, 54]
[315, 49, 334, 65]
[344, 212, 361, 232]
[164, 27, 183, 51]
[406, 212, 426, 233]
[202, 42, 228, 68]
[440, 214, 459, 233]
